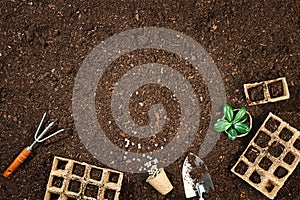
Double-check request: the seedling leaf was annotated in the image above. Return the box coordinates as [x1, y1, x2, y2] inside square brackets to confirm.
[214, 119, 232, 132]
[227, 128, 237, 141]
[239, 115, 249, 123]
[234, 107, 246, 122]
[234, 122, 250, 134]
[224, 103, 234, 122]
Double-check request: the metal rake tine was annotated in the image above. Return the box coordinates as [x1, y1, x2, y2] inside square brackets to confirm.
[35, 118, 58, 142]
[3, 112, 70, 178]
[34, 112, 47, 141]
[29, 117, 58, 150]
[37, 128, 69, 143]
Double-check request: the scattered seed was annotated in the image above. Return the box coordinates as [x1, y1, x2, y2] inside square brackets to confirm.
[125, 138, 130, 148]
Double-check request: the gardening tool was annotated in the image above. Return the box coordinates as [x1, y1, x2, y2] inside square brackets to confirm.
[182, 152, 215, 200]
[3, 112, 69, 178]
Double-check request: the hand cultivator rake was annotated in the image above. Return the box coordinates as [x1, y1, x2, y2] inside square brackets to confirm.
[3, 112, 69, 178]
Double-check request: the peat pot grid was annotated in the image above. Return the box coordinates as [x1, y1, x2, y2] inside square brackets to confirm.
[231, 113, 299, 199]
[244, 77, 290, 106]
[44, 156, 124, 200]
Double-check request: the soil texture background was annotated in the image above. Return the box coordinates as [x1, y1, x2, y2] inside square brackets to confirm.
[0, 0, 299, 200]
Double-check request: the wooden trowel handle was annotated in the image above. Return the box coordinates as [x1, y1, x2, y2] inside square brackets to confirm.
[3, 147, 31, 178]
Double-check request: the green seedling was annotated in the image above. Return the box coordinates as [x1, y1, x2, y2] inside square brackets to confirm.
[214, 104, 251, 141]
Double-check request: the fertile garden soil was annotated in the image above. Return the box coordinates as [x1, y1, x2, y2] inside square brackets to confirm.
[0, 1, 299, 200]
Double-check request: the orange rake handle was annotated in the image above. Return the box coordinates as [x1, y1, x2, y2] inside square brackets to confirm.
[3, 147, 31, 178]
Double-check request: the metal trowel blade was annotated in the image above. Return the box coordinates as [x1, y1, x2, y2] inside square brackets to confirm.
[182, 153, 214, 199]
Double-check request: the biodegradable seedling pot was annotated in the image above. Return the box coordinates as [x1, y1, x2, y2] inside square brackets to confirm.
[146, 168, 173, 195]
[225, 110, 253, 138]
[214, 104, 253, 141]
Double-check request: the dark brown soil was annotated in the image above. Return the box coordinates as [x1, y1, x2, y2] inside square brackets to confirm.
[274, 166, 288, 179]
[279, 127, 294, 142]
[190, 163, 207, 183]
[234, 161, 248, 175]
[254, 131, 271, 148]
[109, 172, 120, 183]
[96, 49, 198, 153]
[265, 181, 275, 192]
[72, 163, 85, 177]
[90, 168, 103, 181]
[50, 193, 60, 200]
[104, 189, 116, 200]
[249, 84, 265, 102]
[57, 160, 68, 170]
[268, 80, 284, 98]
[283, 152, 295, 165]
[249, 171, 261, 184]
[67, 197, 77, 200]
[259, 156, 273, 171]
[268, 142, 285, 158]
[68, 180, 81, 193]
[52, 176, 64, 188]
[244, 146, 260, 163]
[0, 1, 299, 200]
[265, 117, 281, 133]
[85, 184, 98, 198]
[293, 139, 300, 150]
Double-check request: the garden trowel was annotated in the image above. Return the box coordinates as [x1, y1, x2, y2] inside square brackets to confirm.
[182, 152, 215, 200]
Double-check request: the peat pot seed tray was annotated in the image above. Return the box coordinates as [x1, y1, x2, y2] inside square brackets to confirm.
[44, 156, 124, 200]
[231, 113, 299, 199]
[244, 77, 290, 106]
